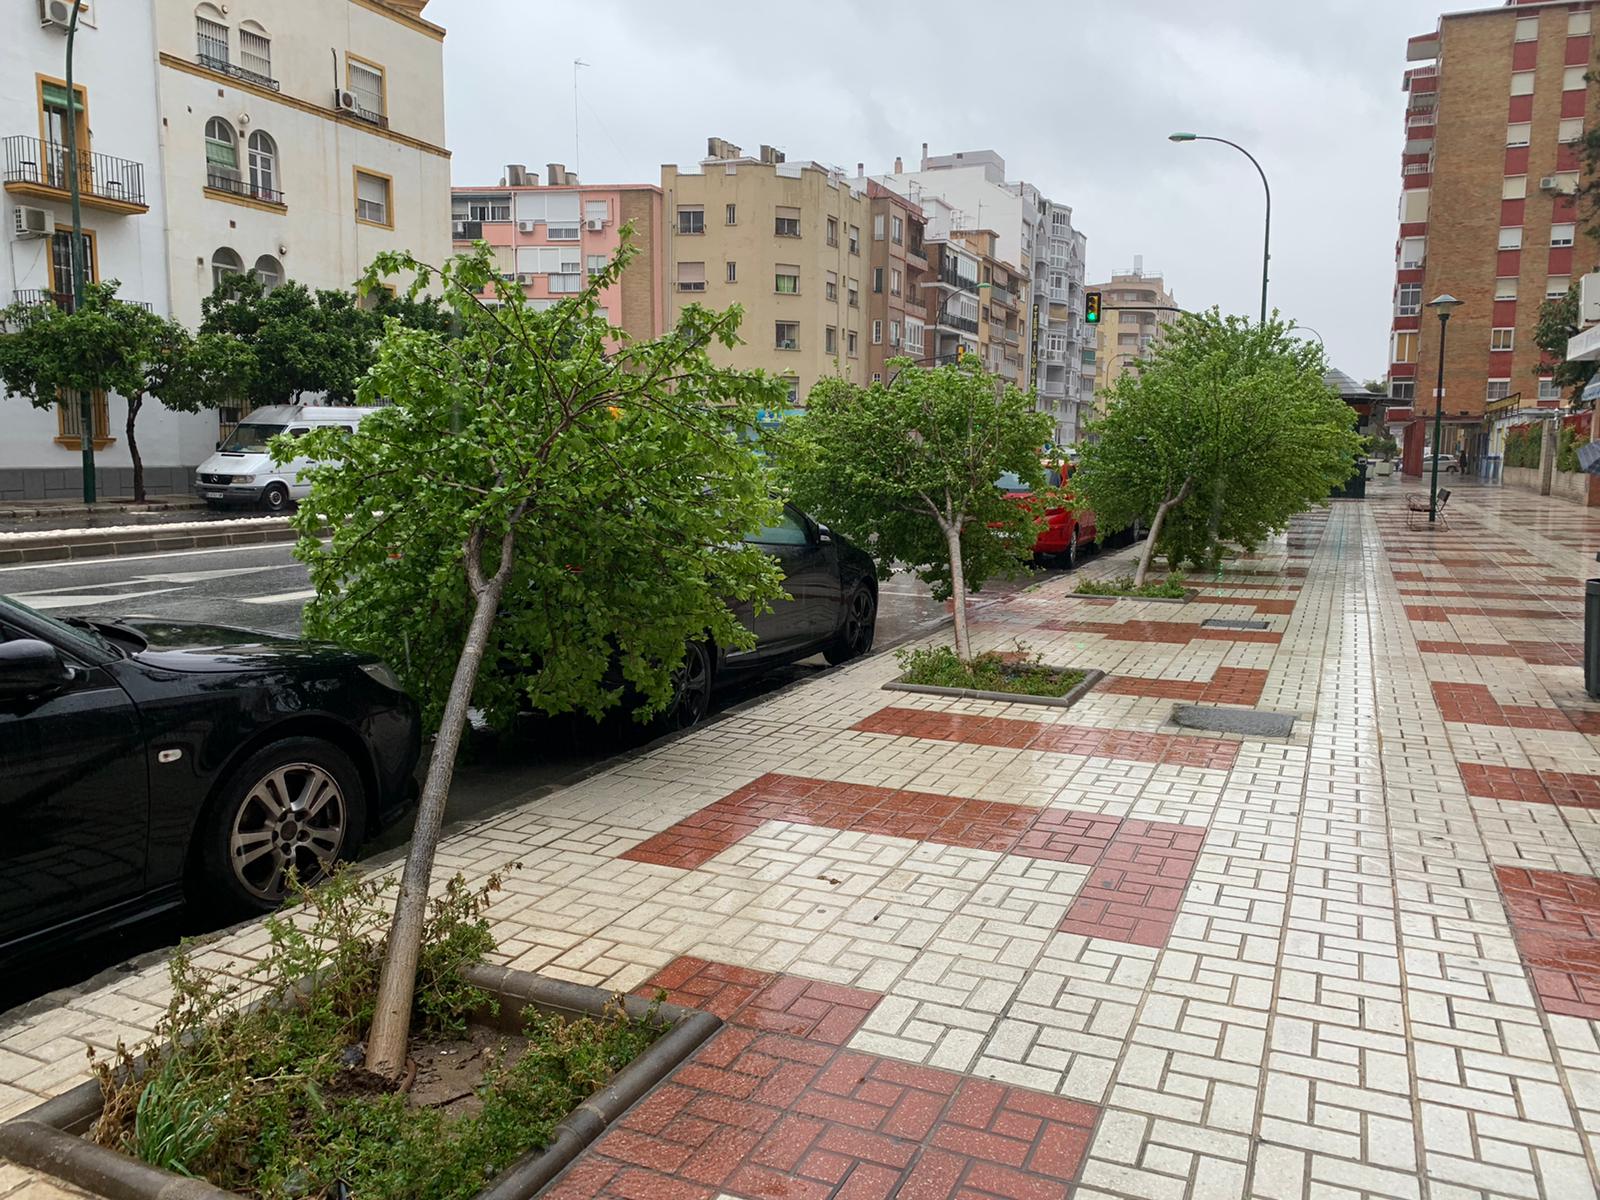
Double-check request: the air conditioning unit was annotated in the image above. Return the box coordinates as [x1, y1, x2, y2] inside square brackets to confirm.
[12, 206, 54, 240]
[334, 89, 360, 113]
[1539, 175, 1575, 194]
[517, 220, 536, 233]
[516, 272, 534, 284]
[585, 217, 606, 232]
[39, 0, 74, 30]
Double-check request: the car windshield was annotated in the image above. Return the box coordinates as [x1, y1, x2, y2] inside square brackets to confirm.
[0, 593, 113, 658]
[996, 469, 1062, 493]
[219, 423, 288, 454]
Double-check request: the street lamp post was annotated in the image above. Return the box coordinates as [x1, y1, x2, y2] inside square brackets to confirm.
[64, 0, 95, 504]
[1168, 133, 1271, 325]
[1426, 294, 1462, 524]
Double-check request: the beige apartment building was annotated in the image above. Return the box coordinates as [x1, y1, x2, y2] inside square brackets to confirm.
[662, 139, 873, 410]
[1090, 266, 1179, 405]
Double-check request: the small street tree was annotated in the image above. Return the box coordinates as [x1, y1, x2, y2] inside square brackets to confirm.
[776, 359, 1052, 660]
[288, 239, 787, 1080]
[1532, 284, 1596, 406]
[0, 282, 193, 501]
[1074, 312, 1361, 585]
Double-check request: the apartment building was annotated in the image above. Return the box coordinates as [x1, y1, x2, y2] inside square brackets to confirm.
[952, 229, 1028, 389]
[0, 0, 197, 500]
[864, 180, 929, 383]
[1387, 0, 1597, 472]
[662, 138, 873, 409]
[1090, 265, 1180, 403]
[452, 163, 664, 339]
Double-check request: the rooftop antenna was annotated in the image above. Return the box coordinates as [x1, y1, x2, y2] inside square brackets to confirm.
[573, 58, 589, 178]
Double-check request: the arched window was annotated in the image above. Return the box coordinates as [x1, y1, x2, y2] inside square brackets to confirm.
[195, 3, 229, 68]
[253, 254, 283, 293]
[204, 117, 238, 186]
[238, 20, 272, 85]
[211, 247, 243, 292]
[247, 130, 277, 201]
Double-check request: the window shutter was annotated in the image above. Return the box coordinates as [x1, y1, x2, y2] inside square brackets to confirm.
[677, 262, 706, 285]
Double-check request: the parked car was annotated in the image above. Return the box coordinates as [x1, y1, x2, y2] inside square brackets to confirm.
[0, 595, 419, 963]
[1422, 453, 1460, 474]
[196, 404, 380, 512]
[997, 463, 1097, 568]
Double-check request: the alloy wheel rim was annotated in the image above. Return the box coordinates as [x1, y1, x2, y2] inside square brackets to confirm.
[228, 762, 347, 902]
[673, 646, 710, 726]
[847, 591, 873, 650]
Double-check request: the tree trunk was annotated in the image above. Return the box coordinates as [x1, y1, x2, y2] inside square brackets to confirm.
[364, 535, 510, 1080]
[126, 396, 144, 502]
[1133, 478, 1194, 587]
[942, 517, 972, 661]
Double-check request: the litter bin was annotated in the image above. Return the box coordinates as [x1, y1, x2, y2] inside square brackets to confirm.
[1588, 576, 1600, 699]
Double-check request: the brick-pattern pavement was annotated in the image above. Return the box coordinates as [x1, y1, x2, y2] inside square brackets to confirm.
[15, 481, 1600, 1198]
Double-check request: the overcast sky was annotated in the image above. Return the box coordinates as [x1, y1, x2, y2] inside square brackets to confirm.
[429, 0, 1449, 384]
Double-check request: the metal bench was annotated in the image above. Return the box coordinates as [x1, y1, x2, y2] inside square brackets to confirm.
[1407, 487, 1450, 530]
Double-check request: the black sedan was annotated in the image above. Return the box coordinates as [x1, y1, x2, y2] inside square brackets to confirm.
[0, 595, 419, 963]
[666, 504, 878, 727]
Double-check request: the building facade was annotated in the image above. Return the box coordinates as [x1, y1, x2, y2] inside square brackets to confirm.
[1090, 266, 1179, 404]
[452, 164, 664, 339]
[952, 229, 1028, 389]
[662, 139, 873, 409]
[864, 180, 929, 384]
[1388, 0, 1595, 472]
[1, 0, 195, 500]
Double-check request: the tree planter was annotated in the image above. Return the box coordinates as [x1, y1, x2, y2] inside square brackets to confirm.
[0, 964, 721, 1200]
[886, 667, 1104, 709]
[1073, 588, 1196, 605]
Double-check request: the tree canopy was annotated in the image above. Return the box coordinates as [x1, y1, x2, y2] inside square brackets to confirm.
[1532, 284, 1596, 406]
[1074, 312, 1361, 582]
[776, 359, 1052, 658]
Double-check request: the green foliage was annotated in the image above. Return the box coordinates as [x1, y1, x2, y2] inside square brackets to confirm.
[288, 234, 787, 731]
[1531, 285, 1595, 404]
[1558, 423, 1591, 473]
[1504, 423, 1543, 469]
[1369, 434, 1400, 461]
[90, 866, 663, 1200]
[775, 359, 1055, 603]
[1074, 574, 1188, 599]
[895, 644, 1086, 697]
[1074, 311, 1362, 571]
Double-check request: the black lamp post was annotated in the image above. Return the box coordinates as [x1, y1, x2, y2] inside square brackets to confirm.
[1169, 133, 1271, 325]
[1427, 294, 1462, 524]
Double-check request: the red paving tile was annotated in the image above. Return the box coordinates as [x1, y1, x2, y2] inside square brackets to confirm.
[1496, 867, 1600, 1020]
[1458, 762, 1600, 808]
[539, 958, 1102, 1200]
[1041, 618, 1282, 645]
[1432, 682, 1577, 731]
[1192, 595, 1298, 615]
[1057, 819, 1206, 947]
[1415, 639, 1582, 665]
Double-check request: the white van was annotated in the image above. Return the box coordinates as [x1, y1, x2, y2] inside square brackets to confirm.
[194, 404, 379, 511]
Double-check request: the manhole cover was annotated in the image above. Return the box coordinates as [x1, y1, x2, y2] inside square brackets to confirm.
[1201, 618, 1271, 631]
[1172, 705, 1296, 737]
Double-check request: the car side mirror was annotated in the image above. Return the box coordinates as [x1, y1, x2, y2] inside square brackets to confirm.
[0, 639, 74, 700]
[815, 525, 834, 544]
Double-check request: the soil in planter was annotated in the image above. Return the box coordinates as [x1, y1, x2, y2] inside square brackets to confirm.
[896, 645, 1086, 697]
[1074, 574, 1187, 600]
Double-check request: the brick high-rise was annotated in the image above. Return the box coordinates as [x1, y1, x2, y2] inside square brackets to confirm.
[1389, 0, 1597, 474]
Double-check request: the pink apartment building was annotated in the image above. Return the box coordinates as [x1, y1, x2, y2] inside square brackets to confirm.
[451, 162, 665, 339]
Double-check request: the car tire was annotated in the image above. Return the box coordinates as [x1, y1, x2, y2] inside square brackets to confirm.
[1063, 527, 1079, 570]
[262, 483, 290, 513]
[662, 641, 714, 730]
[193, 737, 366, 914]
[825, 585, 877, 665]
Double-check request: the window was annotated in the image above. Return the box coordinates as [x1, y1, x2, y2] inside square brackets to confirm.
[585, 199, 609, 224]
[846, 330, 858, 356]
[1118, 333, 1139, 347]
[825, 326, 837, 353]
[1390, 380, 1415, 402]
[873, 214, 885, 240]
[1397, 283, 1422, 315]
[847, 278, 859, 307]
[1487, 379, 1512, 401]
[1515, 16, 1539, 41]
[1402, 188, 1431, 223]
[890, 320, 901, 346]
[1503, 176, 1527, 200]
[848, 225, 859, 254]
[723, 203, 736, 226]
[1393, 331, 1418, 363]
[1549, 274, 1572, 297]
[873, 373, 882, 383]
[238, 21, 272, 84]
[826, 217, 838, 246]
[825, 271, 838, 302]
[726, 261, 737, 283]
[775, 321, 798, 350]
[1049, 271, 1068, 299]
[196, 6, 229, 67]
[586, 254, 607, 277]
[775, 265, 799, 294]
[748, 508, 812, 547]
[890, 268, 902, 297]
[56, 391, 109, 445]
[1507, 123, 1532, 147]
[1511, 71, 1536, 96]
[1540, 377, 1562, 399]
[1567, 66, 1590, 92]
[1496, 277, 1520, 299]
[247, 131, 278, 201]
[204, 116, 239, 182]
[48, 229, 93, 306]
[775, 206, 801, 237]
[872, 267, 883, 293]
[211, 246, 243, 291]
[1561, 118, 1586, 143]
[1499, 226, 1524, 250]
[250, 253, 283, 292]
[677, 262, 706, 292]
[1548, 171, 1581, 193]
[1573, 12, 1593, 36]
[891, 215, 903, 245]
[677, 206, 704, 234]
[872, 320, 883, 344]
[1491, 327, 1515, 351]
[346, 56, 386, 121]
[464, 199, 510, 222]
[1553, 223, 1576, 247]
[547, 223, 580, 241]
[355, 169, 391, 226]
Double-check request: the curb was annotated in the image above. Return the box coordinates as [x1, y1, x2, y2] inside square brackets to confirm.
[0, 523, 297, 565]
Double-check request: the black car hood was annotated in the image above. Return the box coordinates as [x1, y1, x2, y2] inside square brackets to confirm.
[114, 618, 351, 674]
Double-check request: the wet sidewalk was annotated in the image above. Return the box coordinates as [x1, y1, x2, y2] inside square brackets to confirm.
[9, 478, 1600, 1199]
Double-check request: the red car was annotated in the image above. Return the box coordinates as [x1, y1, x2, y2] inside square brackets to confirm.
[997, 464, 1097, 568]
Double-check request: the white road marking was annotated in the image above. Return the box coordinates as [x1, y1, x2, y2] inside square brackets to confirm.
[130, 565, 289, 584]
[240, 589, 318, 605]
[13, 588, 186, 610]
[0, 540, 320, 574]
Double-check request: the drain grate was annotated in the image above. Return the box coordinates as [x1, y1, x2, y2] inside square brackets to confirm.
[1172, 704, 1296, 737]
[1201, 618, 1270, 631]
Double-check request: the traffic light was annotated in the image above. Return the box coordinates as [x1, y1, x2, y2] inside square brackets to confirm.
[956, 345, 966, 362]
[1085, 291, 1102, 324]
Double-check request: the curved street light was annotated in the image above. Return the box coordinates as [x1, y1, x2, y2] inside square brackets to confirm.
[1169, 133, 1271, 325]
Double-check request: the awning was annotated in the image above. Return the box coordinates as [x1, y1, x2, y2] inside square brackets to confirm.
[41, 83, 85, 112]
[1583, 377, 1600, 404]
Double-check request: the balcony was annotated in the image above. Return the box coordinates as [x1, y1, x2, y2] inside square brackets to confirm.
[935, 310, 979, 335]
[934, 262, 979, 292]
[195, 50, 280, 92]
[11, 289, 152, 313]
[2, 135, 148, 214]
[453, 219, 484, 241]
[205, 170, 284, 208]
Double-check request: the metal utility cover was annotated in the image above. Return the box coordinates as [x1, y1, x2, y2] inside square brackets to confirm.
[1200, 618, 1271, 631]
[1172, 705, 1296, 737]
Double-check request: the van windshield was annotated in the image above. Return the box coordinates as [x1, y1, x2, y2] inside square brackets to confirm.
[219, 423, 288, 454]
